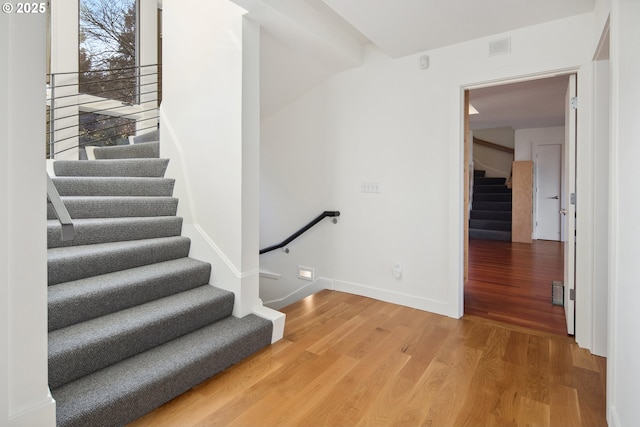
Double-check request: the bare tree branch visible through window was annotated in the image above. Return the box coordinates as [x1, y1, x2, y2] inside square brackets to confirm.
[79, 0, 137, 104]
[79, 0, 137, 149]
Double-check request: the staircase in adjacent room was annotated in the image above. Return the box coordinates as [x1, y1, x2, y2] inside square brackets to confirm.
[47, 141, 273, 427]
[469, 170, 512, 242]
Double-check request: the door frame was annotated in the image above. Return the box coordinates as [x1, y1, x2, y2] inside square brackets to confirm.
[453, 67, 586, 335]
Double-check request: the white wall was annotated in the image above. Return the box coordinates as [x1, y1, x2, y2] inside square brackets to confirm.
[608, 0, 640, 425]
[472, 145, 512, 178]
[161, 0, 284, 339]
[474, 127, 515, 148]
[161, 0, 248, 312]
[471, 128, 515, 178]
[514, 126, 565, 161]
[0, 9, 56, 427]
[261, 13, 595, 319]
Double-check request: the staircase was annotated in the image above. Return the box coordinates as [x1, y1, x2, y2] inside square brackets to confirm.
[469, 170, 512, 241]
[47, 141, 273, 427]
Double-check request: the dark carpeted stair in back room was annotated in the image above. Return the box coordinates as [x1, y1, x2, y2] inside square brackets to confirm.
[469, 170, 512, 241]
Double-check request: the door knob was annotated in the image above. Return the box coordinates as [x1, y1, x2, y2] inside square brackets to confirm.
[548, 196, 559, 199]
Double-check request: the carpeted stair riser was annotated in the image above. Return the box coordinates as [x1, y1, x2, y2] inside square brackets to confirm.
[470, 210, 512, 221]
[48, 237, 191, 286]
[49, 285, 235, 389]
[51, 177, 175, 197]
[48, 151, 274, 427]
[47, 196, 178, 219]
[93, 141, 160, 159]
[51, 315, 272, 427]
[473, 185, 512, 194]
[469, 229, 512, 241]
[469, 219, 512, 231]
[473, 193, 512, 202]
[472, 201, 512, 212]
[474, 177, 507, 185]
[53, 158, 169, 178]
[470, 170, 512, 241]
[48, 258, 212, 331]
[48, 217, 184, 248]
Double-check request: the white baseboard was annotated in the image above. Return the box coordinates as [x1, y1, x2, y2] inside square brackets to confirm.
[331, 279, 451, 317]
[608, 406, 620, 427]
[263, 277, 332, 310]
[7, 394, 56, 427]
[252, 304, 286, 343]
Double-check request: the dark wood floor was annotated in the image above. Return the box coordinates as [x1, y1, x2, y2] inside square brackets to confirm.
[465, 238, 568, 336]
[130, 290, 606, 427]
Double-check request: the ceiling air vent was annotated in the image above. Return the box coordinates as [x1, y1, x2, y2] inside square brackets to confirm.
[489, 37, 511, 56]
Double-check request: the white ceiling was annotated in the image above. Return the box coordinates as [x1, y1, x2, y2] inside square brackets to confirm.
[469, 75, 571, 131]
[311, 0, 592, 129]
[320, 0, 595, 58]
[238, 0, 594, 122]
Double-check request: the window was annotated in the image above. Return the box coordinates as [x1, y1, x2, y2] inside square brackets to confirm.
[79, 112, 136, 148]
[79, 0, 138, 104]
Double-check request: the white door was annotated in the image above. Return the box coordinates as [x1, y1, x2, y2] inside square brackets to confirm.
[563, 74, 577, 336]
[535, 144, 562, 241]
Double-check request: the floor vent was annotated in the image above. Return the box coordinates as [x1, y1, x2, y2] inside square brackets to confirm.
[552, 281, 564, 306]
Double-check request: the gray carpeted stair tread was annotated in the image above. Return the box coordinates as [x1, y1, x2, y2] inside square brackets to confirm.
[51, 314, 272, 427]
[48, 236, 191, 286]
[473, 192, 512, 202]
[51, 176, 175, 197]
[48, 154, 274, 427]
[93, 141, 160, 159]
[473, 184, 512, 194]
[48, 257, 211, 331]
[474, 177, 507, 185]
[53, 158, 169, 177]
[472, 201, 512, 211]
[49, 285, 235, 389]
[47, 196, 178, 219]
[469, 228, 512, 241]
[48, 216, 183, 248]
[469, 219, 512, 231]
[470, 210, 512, 221]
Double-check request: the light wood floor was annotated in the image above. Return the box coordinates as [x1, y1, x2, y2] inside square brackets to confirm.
[465, 239, 568, 336]
[129, 290, 607, 427]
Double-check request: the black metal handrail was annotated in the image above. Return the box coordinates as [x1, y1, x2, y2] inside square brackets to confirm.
[259, 211, 340, 255]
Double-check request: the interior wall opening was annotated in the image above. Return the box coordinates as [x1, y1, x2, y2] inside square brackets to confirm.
[463, 75, 573, 336]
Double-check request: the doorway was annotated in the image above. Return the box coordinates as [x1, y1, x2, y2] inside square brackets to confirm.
[534, 143, 562, 241]
[463, 75, 574, 336]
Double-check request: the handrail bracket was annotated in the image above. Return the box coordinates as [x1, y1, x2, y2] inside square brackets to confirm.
[259, 210, 340, 255]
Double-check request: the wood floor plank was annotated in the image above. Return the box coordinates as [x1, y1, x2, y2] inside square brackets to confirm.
[549, 383, 582, 427]
[128, 291, 607, 427]
[297, 326, 413, 427]
[422, 345, 484, 426]
[491, 359, 527, 424]
[466, 239, 567, 335]
[453, 328, 512, 427]
[525, 335, 551, 404]
[516, 395, 550, 427]
[275, 353, 360, 427]
[391, 358, 450, 427]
